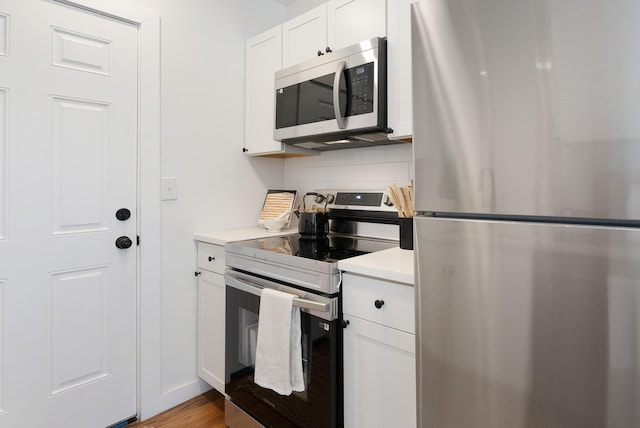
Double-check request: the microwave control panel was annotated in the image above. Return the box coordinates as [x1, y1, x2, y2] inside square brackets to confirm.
[346, 62, 375, 116]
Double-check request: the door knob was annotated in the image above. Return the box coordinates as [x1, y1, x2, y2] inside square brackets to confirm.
[116, 208, 131, 221]
[115, 236, 133, 249]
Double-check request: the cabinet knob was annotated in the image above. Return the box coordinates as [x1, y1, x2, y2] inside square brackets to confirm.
[194, 271, 201, 277]
[325, 46, 332, 53]
[342, 319, 350, 328]
[208, 256, 215, 262]
[317, 50, 324, 56]
[374, 299, 385, 309]
[242, 147, 248, 153]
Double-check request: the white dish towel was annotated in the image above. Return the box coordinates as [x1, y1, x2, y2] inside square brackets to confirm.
[254, 288, 305, 395]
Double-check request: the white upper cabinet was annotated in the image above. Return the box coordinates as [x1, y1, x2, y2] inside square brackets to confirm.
[282, 0, 386, 69]
[244, 26, 282, 155]
[244, 26, 312, 156]
[386, 0, 413, 138]
[282, 5, 328, 68]
[327, 0, 387, 51]
[244, 0, 413, 155]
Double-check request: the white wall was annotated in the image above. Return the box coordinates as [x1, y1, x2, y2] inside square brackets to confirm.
[128, 0, 287, 414]
[285, 0, 326, 18]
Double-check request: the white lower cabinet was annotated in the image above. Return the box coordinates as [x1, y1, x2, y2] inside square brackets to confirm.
[342, 273, 416, 428]
[196, 242, 226, 394]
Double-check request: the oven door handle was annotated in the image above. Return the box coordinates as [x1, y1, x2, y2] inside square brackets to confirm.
[226, 272, 331, 314]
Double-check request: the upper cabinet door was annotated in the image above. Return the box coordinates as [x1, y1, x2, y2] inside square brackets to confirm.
[245, 26, 283, 155]
[245, 26, 314, 156]
[282, 5, 327, 68]
[387, 0, 413, 138]
[327, 0, 387, 50]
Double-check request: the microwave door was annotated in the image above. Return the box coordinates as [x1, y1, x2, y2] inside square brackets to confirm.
[274, 60, 349, 140]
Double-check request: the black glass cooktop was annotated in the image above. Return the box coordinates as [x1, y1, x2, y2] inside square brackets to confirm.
[240, 233, 397, 263]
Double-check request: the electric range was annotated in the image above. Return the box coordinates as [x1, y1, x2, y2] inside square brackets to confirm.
[225, 189, 400, 295]
[223, 190, 401, 428]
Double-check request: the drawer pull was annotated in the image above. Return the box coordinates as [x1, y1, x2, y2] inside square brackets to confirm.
[208, 256, 215, 262]
[374, 299, 385, 309]
[194, 271, 201, 277]
[342, 319, 350, 329]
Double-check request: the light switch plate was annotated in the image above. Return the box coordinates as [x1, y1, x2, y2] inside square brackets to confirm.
[161, 177, 178, 200]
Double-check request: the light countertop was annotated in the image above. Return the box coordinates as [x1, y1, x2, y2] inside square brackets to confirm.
[195, 228, 414, 285]
[194, 226, 297, 246]
[338, 247, 414, 285]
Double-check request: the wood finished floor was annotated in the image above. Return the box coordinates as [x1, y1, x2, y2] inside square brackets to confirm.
[130, 389, 226, 428]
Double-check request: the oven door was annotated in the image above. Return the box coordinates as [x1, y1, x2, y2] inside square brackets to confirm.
[225, 270, 343, 428]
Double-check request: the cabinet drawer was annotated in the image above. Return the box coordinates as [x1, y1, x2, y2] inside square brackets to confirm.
[197, 242, 225, 274]
[342, 273, 415, 334]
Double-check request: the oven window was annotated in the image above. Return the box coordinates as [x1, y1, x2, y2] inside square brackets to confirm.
[225, 284, 342, 428]
[238, 307, 258, 367]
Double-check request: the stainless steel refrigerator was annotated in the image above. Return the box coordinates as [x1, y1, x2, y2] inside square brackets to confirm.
[411, 0, 640, 427]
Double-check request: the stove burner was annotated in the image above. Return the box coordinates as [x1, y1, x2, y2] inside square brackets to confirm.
[257, 233, 396, 263]
[298, 237, 330, 260]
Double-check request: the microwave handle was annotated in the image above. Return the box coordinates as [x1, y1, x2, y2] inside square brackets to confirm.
[332, 61, 347, 129]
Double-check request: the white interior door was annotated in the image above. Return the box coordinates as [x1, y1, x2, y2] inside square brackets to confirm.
[0, 1, 138, 426]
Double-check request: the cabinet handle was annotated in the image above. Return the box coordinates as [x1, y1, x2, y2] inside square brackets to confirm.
[325, 46, 332, 53]
[342, 319, 350, 328]
[317, 50, 324, 56]
[242, 147, 248, 153]
[208, 256, 215, 262]
[194, 271, 201, 277]
[374, 299, 385, 309]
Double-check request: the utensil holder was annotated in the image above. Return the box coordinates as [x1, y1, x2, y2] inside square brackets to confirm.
[399, 218, 414, 250]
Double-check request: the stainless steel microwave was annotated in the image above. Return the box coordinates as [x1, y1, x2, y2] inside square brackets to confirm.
[274, 37, 390, 151]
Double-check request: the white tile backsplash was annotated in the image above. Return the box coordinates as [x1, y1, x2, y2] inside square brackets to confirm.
[386, 145, 414, 162]
[360, 148, 388, 165]
[284, 144, 414, 195]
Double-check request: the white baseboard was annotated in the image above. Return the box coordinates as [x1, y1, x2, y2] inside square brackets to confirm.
[157, 378, 213, 415]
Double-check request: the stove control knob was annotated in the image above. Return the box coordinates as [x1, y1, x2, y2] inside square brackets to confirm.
[383, 194, 394, 207]
[325, 193, 335, 204]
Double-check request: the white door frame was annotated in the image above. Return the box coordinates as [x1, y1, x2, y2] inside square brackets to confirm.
[52, 0, 162, 420]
